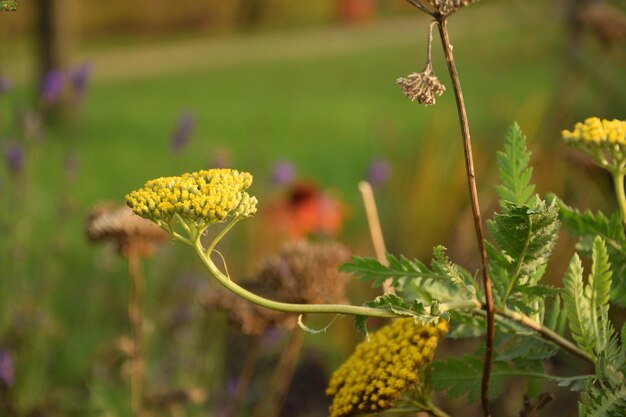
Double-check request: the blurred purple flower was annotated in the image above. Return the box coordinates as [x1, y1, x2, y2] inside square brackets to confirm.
[169, 112, 195, 152]
[40, 69, 64, 105]
[271, 160, 295, 185]
[227, 377, 239, 396]
[0, 349, 14, 386]
[69, 62, 92, 101]
[261, 327, 284, 348]
[210, 149, 231, 168]
[367, 159, 391, 187]
[4, 142, 24, 175]
[0, 77, 11, 95]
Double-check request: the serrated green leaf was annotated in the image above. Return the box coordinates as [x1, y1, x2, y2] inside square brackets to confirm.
[354, 315, 369, 337]
[341, 248, 478, 303]
[563, 254, 594, 353]
[515, 284, 561, 297]
[587, 237, 613, 352]
[488, 200, 560, 306]
[557, 201, 626, 308]
[545, 296, 561, 331]
[433, 355, 588, 402]
[580, 383, 626, 417]
[432, 356, 505, 401]
[496, 123, 536, 206]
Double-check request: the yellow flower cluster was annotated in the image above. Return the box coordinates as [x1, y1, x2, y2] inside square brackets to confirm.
[326, 319, 448, 417]
[126, 169, 257, 228]
[562, 117, 626, 145]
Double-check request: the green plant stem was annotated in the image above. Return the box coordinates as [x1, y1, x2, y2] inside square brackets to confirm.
[493, 307, 595, 364]
[127, 244, 144, 417]
[612, 172, 626, 224]
[230, 335, 260, 417]
[206, 218, 241, 258]
[193, 239, 395, 318]
[436, 17, 495, 417]
[191, 234, 596, 367]
[405, 398, 452, 417]
[252, 327, 305, 417]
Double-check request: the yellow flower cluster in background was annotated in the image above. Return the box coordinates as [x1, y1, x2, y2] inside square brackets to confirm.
[126, 169, 257, 228]
[326, 318, 448, 417]
[562, 117, 626, 145]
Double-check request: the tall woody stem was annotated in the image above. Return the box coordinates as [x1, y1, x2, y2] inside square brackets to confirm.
[435, 17, 495, 417]
[127, 244, 145, 417]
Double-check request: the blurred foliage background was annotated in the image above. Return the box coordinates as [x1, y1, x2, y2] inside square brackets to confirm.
[0, 0, 625, 416]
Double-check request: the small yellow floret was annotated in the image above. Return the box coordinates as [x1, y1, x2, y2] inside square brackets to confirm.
[326, 319, 448, 417]
[562, 117, 626, 145]
[126, 169, 257, 228]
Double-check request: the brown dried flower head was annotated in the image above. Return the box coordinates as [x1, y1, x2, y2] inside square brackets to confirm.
[86, 204, 169, 256]
[204, 240, 350, 335]
[397, 67, 446, 106]
[411, 0, 479, 16]
[204, 285, 293, 335]
[255, 240, 351, 305]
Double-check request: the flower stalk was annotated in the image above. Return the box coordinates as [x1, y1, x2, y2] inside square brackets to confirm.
[613, 172, 626, 224]
[435, 17, 495, 417]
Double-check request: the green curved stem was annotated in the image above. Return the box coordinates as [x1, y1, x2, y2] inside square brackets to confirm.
[194, 237, 479, 318]
[206, 217, 241, 258]
[612, 172, 626, 224]
[185, 224, 595, 365]
[194, 239, 394, 318]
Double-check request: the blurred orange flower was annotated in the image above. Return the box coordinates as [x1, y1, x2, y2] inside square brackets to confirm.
[264, 181, 345, 240]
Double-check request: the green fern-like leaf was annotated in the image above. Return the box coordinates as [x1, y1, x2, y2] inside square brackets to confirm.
[563, 254, 595, 353]
[340, 247, 477, 303]
[580, 383, 626, 417]
[496, 123, 536, 206]
[433, 355, 590, 402]
[587, 237, 613, 352]
[557, 201, 626, 307]
[432, 356, 506, 402]
[488, 200, 560, 305]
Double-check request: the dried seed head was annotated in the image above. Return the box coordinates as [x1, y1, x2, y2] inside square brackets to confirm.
[86, 204, 169, 256]
[204, 285, 293, 335]
[412, 0, 479, 16]
[397, 67, 446, 106]
[255, 240, 351, 305]
[204, 240, 349, 335]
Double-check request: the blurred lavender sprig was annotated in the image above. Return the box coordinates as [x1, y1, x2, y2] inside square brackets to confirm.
[69, 62, 92, 101]
[3, 142, 24, 176]
[366, 158, 391, 187]
[0, 349, 14, 386]
[0, 77, 11, 95]
[169, 112, 196, 153]
[271, 160, 295, 186]
[40, 70, 64, 105]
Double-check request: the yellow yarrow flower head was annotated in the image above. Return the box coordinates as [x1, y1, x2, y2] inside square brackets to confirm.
[126, 169, 257, 230]
[562, 117, 626, 174]
[326, 318, 448, 417]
